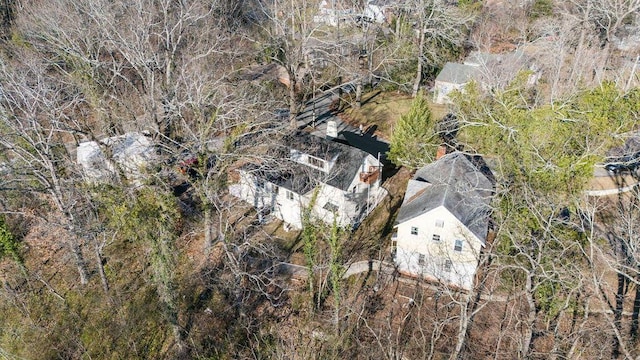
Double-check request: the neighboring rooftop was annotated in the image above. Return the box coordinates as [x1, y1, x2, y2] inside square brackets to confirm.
[435, 62, 480, 85]
[464, 50, 527, 68]
[437, 50, 533, 86]
[77, 132, 155, 182]
[242, 131, 372, 193]
[605, 131, 640, 159]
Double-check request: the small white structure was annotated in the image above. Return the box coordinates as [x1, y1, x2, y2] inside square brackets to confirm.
[393, 152, 494, 290]
[433, 62, 480, 104]
[362, 0, 389, 23]
[232, 132, 386, 229]
[313, 0, 355, 26]
[77, 132, 155, 183]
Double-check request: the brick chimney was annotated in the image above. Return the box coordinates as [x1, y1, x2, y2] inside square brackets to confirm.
[436, 144, 448, 160]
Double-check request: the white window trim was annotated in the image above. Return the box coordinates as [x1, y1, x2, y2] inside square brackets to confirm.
[418, 254, 426, 267]
[443, 259, 452, 272]
[454, 239, 463, 252]
[306, 155, 326, 171]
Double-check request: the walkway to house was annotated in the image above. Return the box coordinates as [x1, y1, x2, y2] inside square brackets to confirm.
[276, 259, 632, 316]
[277, 259, 512, 300]
[585, 167, 640, 196]
[276, 259, 394, 281]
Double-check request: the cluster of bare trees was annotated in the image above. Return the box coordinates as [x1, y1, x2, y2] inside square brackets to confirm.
[1, 0, 640, 358]
[0, 0, 294, 357]
[470, 0, 640, 101]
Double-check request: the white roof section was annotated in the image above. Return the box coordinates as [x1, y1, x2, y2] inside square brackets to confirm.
[77, 132, 155, 182]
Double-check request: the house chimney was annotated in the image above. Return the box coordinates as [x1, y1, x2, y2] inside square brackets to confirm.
[436, 144, 447, 160]
[326, 120, 338, 138]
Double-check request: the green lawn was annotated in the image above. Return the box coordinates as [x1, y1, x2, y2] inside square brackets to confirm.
[342, 91, 449, 141]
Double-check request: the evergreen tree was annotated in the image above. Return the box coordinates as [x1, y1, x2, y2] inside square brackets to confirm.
[387, 92, 438, 169]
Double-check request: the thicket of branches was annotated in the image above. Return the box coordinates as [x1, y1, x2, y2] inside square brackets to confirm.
[0, 0, 639, 358]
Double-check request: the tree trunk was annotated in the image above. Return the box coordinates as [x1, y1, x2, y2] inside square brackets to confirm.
[568, 2, 590, 86]
[94, 240, 109, 293]
[522, 272, 537, 358]
[204, 205, 213, 255]
[412, 25, 425, 98]
[631, 271, 640, 341]
[451, 294, 471, 360]
[69, 239, 89, 285]
[355, 80, 363, 108]
[452, 252, 491, 360]
[289, 71, 298, 129]
[612, 271, 626, 358]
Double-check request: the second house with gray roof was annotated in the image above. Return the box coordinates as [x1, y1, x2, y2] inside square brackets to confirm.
[393, 151, 494, 290]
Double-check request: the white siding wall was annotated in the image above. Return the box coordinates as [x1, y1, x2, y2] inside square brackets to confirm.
[394, 206, 483, 290]
[273, 188, 306, 229]
[433, 81, 466, 104]
[312, 183, 347, 227]
[237, 171, 307, 228]
[235, 153, 386, 230]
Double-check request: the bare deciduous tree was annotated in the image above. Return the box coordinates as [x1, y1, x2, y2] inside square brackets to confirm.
[0, 55, 92, 285]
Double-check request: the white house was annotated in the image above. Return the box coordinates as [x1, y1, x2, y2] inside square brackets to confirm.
[76, 132, 155, 183]
[393, 152, 494, 290]
[232, 132, 387, 229]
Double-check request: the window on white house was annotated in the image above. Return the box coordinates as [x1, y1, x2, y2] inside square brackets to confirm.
[286, 190, 294, 201]
[432, 234, 441, 242]
[307, 156, 325, 169]
[323, 202, 338, 213]
[454, 239, 463, 252]
[443, 260, 452, 272]
[435, 220, 444, 228]
[411, 227, 418, 235]
[418, 254, 426, 266]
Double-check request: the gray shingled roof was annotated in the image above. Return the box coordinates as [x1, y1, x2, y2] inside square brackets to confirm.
[464, 50, 528, 68]
[437, 50, 531, 87]
[434, 62, 479, 85]
[396, 152, 494, 243]
[242, 132, 371, 194]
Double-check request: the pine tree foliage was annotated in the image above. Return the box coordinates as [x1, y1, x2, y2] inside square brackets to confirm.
[387, 92, 438, 169]
[0, 216, 20, 264]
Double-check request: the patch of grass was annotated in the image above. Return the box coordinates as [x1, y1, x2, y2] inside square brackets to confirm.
[342, 91, 449, 141]
[262, 220, 301, 252]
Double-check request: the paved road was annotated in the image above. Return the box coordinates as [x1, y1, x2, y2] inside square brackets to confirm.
[276, 260, 391, 280]
[296, 91, 355, 137]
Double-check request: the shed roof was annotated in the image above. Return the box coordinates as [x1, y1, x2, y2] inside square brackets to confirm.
[434, 62, 479, 85]
[77, 132, 154, 181]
